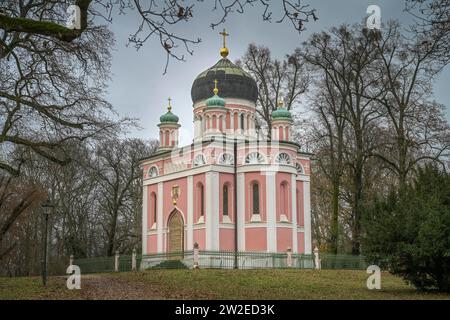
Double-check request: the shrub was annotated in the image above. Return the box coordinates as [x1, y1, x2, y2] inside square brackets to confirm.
[363, 165, 450, 292]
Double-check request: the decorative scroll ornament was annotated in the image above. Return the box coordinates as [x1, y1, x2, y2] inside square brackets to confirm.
[275, 153, 291, 165]
[171, 185, 180, 205]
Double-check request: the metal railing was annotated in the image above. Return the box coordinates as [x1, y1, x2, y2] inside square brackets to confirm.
[73, 256, 115, 274]
[319, 254, 367, 270]
[72, 250, 367, 274]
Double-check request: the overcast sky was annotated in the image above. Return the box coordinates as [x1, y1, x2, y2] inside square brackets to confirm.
[104, 0, 450, 145]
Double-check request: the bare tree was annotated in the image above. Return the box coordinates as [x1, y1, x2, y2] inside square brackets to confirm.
[405, 0, 450, 68]
[302, 25, 383, 254]
[0, 1, 128, 177]
[0, 176, 45, 260]
[307, 80, 347, 253]
[92, 138, 156, 256]
[237, 44, 309, 138]
[0, 0, 317, 74]
[371, 21, 450, 186]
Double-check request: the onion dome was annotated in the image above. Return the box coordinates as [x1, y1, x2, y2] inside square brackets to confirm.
[205, 79, 226, 108]
[191, 29, 258, 104]
[272, 100, 293, 121]
[159, 98, 179, 124]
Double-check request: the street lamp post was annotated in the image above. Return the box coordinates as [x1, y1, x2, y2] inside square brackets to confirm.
[41, 198, 54, 287]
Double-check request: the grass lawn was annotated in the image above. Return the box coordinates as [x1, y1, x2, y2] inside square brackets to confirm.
[0, 269, 449, 300]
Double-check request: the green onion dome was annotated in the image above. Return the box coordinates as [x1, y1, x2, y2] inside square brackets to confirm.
[159, 111, 179, 123]
[206, 94, 225, 107]
[159, 98, 179, 124]
[205, 80, 226, 109]
[272, 102, 292, 120]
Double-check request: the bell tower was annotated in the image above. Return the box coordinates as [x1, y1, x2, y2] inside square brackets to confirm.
[158, 98, 180, 150]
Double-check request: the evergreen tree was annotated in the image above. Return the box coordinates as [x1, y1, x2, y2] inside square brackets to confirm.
[363, 165, 450, 292]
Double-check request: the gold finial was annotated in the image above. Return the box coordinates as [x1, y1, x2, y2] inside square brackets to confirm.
[213, 79, 219, 95]
[167, 97, 172, 112]
[278, 98, 284, 109]
[219, 28, 229, 58]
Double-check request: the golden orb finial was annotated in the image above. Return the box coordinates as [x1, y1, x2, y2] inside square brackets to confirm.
[213, 79, 219, 95]
[219, 28, 229, 58]
[167, 97, 172, 112]
[278, 98, 284, 109]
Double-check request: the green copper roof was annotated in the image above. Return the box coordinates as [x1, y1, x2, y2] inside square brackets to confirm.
[159, 111, 179, 123]
[206, 94, 226, 108]
[272, 107, 292, 120]
[195, 58, 253, 78]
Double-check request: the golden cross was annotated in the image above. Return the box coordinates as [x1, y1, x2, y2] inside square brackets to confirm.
[167, 97, 172, 112]
[213, 79, 219, 95]
[219, 28, 229, 48]
[278, 99, 284, 109]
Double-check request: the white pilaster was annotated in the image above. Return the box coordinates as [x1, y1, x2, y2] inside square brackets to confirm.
[303, 180, 312, 254]
[157, 182, 163, 253]
[266, 173, 277, 252]
[237, 173, 246, 250]
[222, 116, 226, 133]
[291, 174, 298, 253]
[205, 172, 220, 250]
[187, 175, 194, 250]
[142, 185, 148, 254]
[194, 118, 199, 139]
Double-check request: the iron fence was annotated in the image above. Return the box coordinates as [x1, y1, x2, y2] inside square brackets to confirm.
[72, 251, 368, 274]
[73, 256, 115, 274]
[320, 254, 368, 270]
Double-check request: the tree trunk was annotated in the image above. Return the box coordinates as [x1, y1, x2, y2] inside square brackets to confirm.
[329, 179, 340, 254]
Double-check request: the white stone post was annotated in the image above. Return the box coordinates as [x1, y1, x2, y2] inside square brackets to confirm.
[132, 248, 137, 271]
[286, 247, 293, 267]
[193, 242, 199, 269]
[69, 254, 74, 266]
[314, 246, 321, 270]
[115, 250, 120, 272]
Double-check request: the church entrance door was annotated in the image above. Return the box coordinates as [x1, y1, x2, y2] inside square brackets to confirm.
[167, 210, 184, 259]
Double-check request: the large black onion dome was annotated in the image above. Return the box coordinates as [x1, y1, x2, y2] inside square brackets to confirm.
[191, 58, 258, 104]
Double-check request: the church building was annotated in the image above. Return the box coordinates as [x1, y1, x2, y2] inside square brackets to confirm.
[140, 30, 312, 258]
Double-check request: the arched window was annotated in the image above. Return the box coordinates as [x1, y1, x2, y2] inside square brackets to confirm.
[148, 166, 158, 178]
[240, 113, 245, 130]
[197, 183, 204, 217]
[296, 188, 302, 226]
[151, 192, 157, 225]
[252, 182, 260, 215]
[223, 184, 229, 216]
[296, 162, 304, 174]
[164, 130, 170, 146]
[280, 182, 289, 220]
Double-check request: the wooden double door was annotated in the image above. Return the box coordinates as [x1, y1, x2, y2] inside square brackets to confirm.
[167, 210, 184, 259]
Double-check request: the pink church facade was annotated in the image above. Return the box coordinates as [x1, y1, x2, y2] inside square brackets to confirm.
[140, 41, 312, 257]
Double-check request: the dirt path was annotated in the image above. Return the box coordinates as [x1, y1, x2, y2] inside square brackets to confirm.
[64, 273, 214, 299]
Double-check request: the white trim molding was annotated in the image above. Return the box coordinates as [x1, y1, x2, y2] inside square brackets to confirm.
[144, 165, 234, 185]
[291, 174, 298, 253]
[157, 182, 163, 253]
[303, 180, 312, 254]
[237, 173, 246, 251]
[205, 171, 220, 250]
[187, 175, 194, 250]
[142, 185, 148, 255]
[266, 173, 277, 252]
